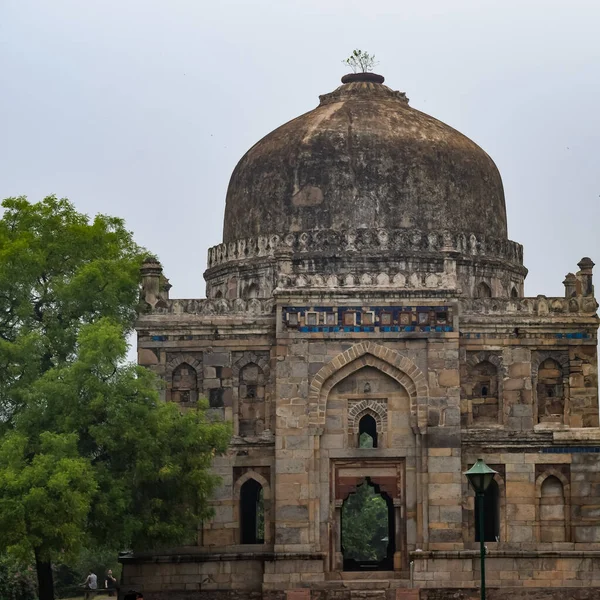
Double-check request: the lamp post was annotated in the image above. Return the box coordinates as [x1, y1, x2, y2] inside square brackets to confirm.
[464, 458, 497, 600]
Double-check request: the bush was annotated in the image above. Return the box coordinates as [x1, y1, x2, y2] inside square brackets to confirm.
[0, 554, 37, 600]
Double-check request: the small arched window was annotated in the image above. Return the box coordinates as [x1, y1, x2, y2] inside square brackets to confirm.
[358, 414, 378, 448]
[511, 287, 519, 299]
[476, 282, 492, 298]
[240, 479, 264, 544]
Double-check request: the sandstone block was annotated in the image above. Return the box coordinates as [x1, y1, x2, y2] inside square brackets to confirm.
[438, 369, 459, 387]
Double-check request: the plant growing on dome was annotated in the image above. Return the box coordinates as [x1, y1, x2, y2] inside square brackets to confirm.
[343, 49, 379, 73]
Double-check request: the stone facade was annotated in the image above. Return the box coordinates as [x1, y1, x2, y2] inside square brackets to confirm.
[121, 74, 600, 599]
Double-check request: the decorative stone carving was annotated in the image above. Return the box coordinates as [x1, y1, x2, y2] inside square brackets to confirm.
[206, 228, 524, 269]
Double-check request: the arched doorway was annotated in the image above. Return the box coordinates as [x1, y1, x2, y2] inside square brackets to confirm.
[341, 478, 395, 571]
[240, 478, 264, 544]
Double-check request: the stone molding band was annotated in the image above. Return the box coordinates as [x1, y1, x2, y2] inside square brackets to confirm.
[206, 228, 524, 270]
[145, 295, 598, 317]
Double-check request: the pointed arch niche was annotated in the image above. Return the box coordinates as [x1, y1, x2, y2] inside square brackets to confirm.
[465, 465, 506, 545]
[309, 343, 428, 574]
[308, 342, 428, 433]
[232, 351, 271, 437]
[535, 468, 570, 542]
[531, 352, 570, 426]
[165, 354, 202, 407]
[233, 470, 272, 545]
[462, 352, 505, 427]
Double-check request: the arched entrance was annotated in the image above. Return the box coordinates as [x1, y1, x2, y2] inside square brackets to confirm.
[240, 478, 264, 544]
[341, 478, 395, 571]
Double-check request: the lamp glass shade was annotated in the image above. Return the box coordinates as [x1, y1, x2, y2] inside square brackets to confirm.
[464, 459, 497, 494]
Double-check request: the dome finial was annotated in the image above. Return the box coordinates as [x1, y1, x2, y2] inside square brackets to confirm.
[341, 49, 384, 84]
[341, 72, 385, 84]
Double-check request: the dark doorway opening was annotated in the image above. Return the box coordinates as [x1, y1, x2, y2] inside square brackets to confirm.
[341, 478, 394, 571]
[240, 479, 264, 544]
[358, 414, 378, 448]
[475, 479, 500, 542]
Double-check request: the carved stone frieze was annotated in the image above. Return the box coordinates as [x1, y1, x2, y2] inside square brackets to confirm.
[149, 297, 275, 316]
[275, 270, 453, 291]
[206, 228, 524, 270]
[460, 295, 599, 316]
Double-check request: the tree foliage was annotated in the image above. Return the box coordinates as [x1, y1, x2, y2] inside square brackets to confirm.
[0, 196, 143, 425]
[341, 479, 389, 562]
[342, 49, 379, 74]
[0, 554, 37, 600]
[0, 197, 231, 600]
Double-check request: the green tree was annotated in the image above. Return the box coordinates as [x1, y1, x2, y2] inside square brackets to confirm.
[341, 479, 389, 562]
[0, 197, 231, 600]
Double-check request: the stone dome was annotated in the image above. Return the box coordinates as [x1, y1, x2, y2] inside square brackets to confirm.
[223, 73, 508, 244]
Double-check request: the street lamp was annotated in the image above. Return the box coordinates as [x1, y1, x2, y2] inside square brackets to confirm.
[464, 458, 497, 600]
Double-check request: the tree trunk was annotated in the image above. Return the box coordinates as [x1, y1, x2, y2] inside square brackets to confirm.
[34, 548, 55, 600]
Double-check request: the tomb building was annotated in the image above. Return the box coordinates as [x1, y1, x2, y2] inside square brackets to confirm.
[123, 72, 600, 600]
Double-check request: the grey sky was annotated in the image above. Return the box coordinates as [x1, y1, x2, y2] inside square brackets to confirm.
[1, 0, 599, 300]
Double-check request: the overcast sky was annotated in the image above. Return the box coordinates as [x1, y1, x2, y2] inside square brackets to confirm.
[1, 0, 599, 300]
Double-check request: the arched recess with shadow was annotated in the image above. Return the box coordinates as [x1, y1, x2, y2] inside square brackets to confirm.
[232, 352, 271, 436]
[531, 352, 570, 425]
[233, 471, 271, 544]
[165, 355, 202, 404]
[535, 469, 570, 542]
[243, 282, 260, 299]
[463, 352, 505, 426]
[477, 281, 492, 298]
[465, 469, 506, 544]
[475, 479, 500, 542]
[308, 342, 428, 433]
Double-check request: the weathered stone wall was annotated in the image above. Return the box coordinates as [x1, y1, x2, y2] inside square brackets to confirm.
[126, 255, 600, 598]
[122, 558, 265, 594]
[413, 552, 600, 588]
[419, 588, 600, 600]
